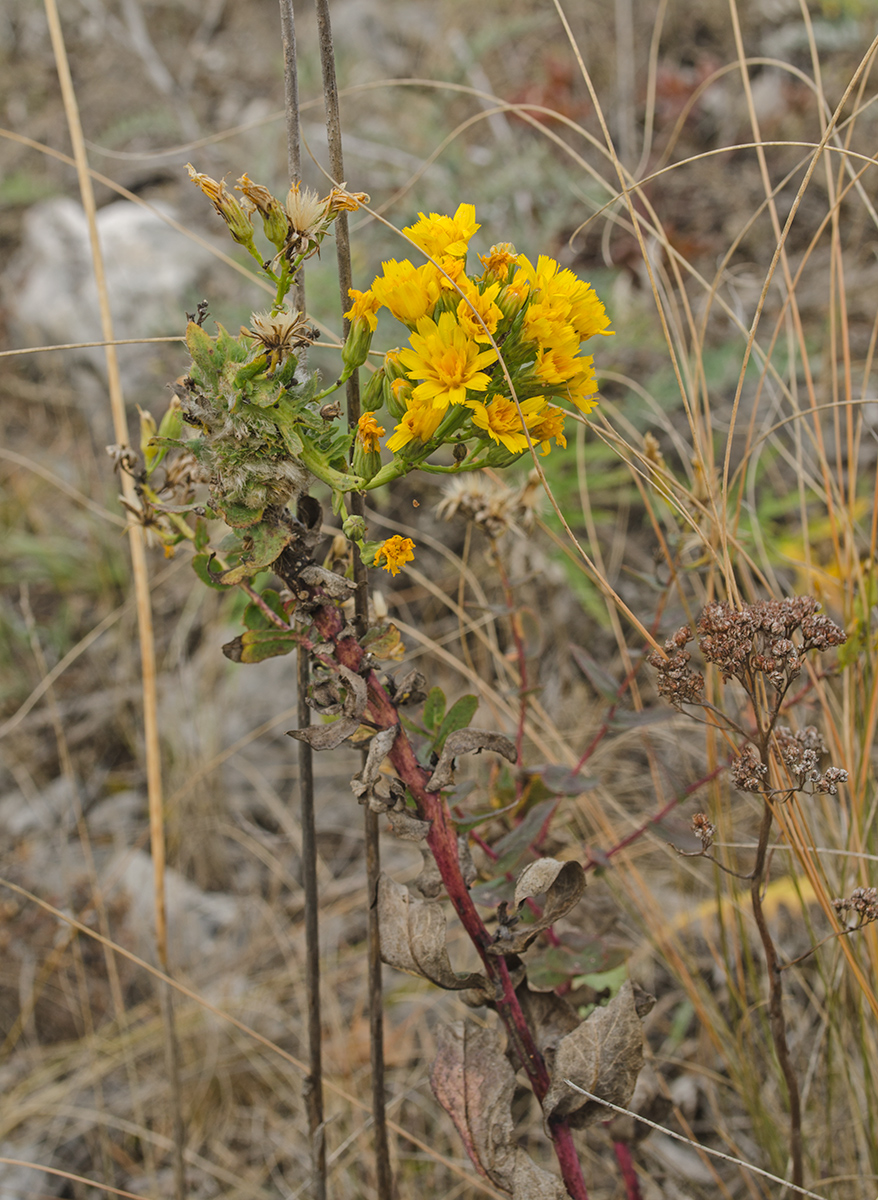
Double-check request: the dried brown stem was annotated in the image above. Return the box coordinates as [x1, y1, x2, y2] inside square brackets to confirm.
[279, 3, 325, 1194]
[313, 0, 392, 1190]
[750, 788, 803, 1189]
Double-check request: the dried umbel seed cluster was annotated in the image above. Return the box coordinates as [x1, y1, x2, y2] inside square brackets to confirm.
[645, 626, 705, 708]
[832, 887, 878, 926]
[730, 746, 769, 793]
[697, 597, 846, 690]
[774, 726, 848, 793]
[691, 811, 716, 850]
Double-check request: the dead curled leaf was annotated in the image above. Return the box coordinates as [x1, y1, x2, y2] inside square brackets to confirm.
[486, 858, 587, 956]
[286, 716, 359, 750]
[377, 874, 485, 992]
[543, 979, 650, 1127]
[350, 726, 398, 800]
[426, 729, 517, 793]
[431, 1021, 567, 1199]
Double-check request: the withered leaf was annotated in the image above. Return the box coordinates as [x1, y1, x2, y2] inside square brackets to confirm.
[543, 979, 646, 1126]
[377, 874, 485, 992]
[427, 729, 517, 793]
[361, 622, 406, 661]
[350, 725, 398, 801]
[286, 716, 359, 750]
[386, 808, 433, 841]
[431, 1021, 566, 1199]
[298, 564, 356, 598]
[514, 984, 581, 1066]
[486, 858, 586, 956]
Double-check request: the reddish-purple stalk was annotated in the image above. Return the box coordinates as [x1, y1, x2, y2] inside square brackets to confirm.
[583, 764, 725, 873]
[310, 600, 590, 1199]
[612, 1141, 643, 1200]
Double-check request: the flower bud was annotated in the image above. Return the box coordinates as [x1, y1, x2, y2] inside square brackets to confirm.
[236, 174, 289, 248]
[187, 164, 255, 247]
[352, 412, 385, 481]
[385, 377, 412, 421]
[157, 397, 184, 444]
[361, 366, 386, 413]
[342, 514, 367, 541]
[341, 317, 374, 373]
[496, 281, 528, 321]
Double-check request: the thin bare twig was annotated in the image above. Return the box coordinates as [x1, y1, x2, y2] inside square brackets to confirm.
[312, 1, 393, 1194]
[278, 3, 326, 1196]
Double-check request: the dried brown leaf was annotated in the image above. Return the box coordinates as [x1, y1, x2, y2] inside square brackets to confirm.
[286, 716, 358, 750]
[377, 874, 485, 991]
[543, 979, 646, 1126]
[427, 729, 516, 793]
[487, 859, 586, 956]
[386, 808, 433, 841]
[431, 1021, 566, 1198]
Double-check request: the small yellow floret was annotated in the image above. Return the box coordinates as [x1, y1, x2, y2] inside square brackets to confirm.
[375, 535, 416, 576]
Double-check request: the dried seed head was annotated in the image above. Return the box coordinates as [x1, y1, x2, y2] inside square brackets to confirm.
[691, 811, 715, 850]
[730, 746, 768, 793]
[646, 626, 705, 708]
[833, 886, 878, 925]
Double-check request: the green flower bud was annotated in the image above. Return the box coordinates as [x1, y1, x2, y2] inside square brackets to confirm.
[342, 514, 367, 541]
[361, 366, 385, 413]
[341, 316, 374, 373]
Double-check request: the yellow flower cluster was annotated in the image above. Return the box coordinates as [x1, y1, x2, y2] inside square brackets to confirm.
[350, 204, 612, 462]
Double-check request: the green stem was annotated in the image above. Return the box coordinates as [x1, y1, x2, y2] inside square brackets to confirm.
[298, 442, 365, 492]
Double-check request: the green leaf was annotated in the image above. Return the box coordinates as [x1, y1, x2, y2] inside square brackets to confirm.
[216, 501, 265, 528]
[526, 936, 626, 991]
[193, 517, 210, 553]
[185, 321, 220, 385]
[423, 686, 446, 733]
[192, 553, 232, 590]
[222, 627, 298, 664]
[434, 694, 478, 753]
[215, 322, 248, 362]
[243, 588, 287, 630]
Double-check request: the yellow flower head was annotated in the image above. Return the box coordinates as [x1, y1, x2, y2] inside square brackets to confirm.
[533, 331, 583, 385]
[371, 259, 442, 326]
[344, 288, 381, 332]
[456, 279, 503, 344]
[385, 394, 444, 452]
[469, 394, 546, 456]
[375, 535, 415, 576]
[398, 311, 497, 411]
[526, 403, 567, 455]
[479, 242, 521, 282]
[564, 358, 599, 413]
[404, 203, 480, 260]
[357, 411, 385, 453]
[515, 255, 613, 344]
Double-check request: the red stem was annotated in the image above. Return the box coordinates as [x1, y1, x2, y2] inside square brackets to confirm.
[612, 1141, 643, 1200]
[311, 600, 589, 1198]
